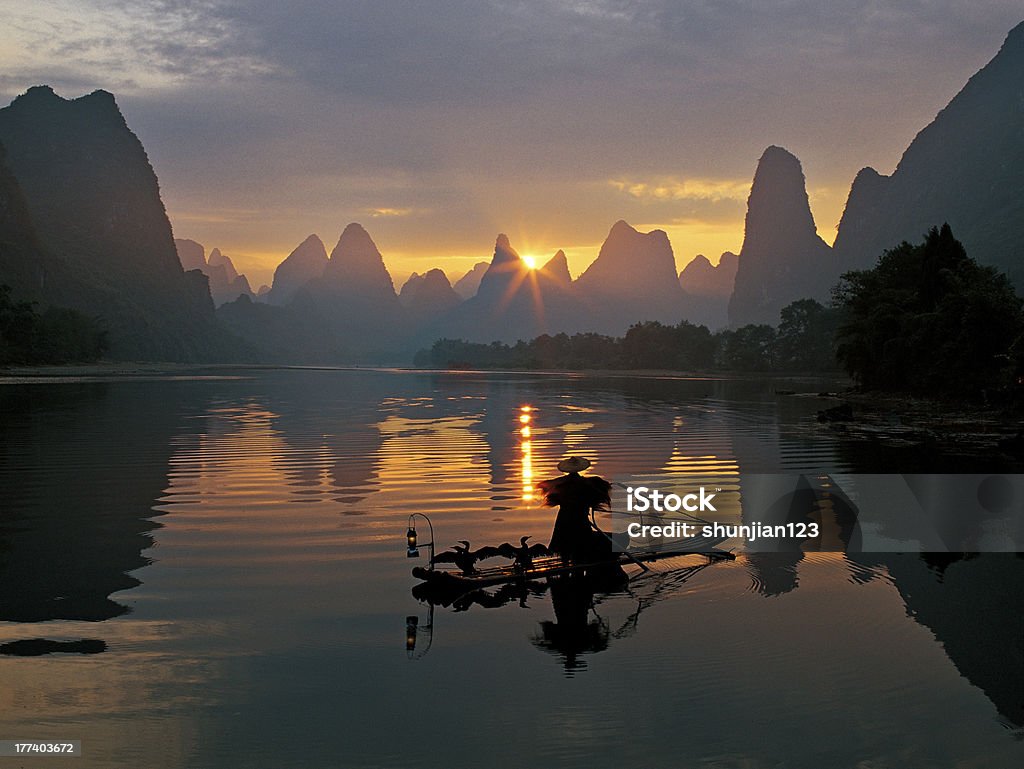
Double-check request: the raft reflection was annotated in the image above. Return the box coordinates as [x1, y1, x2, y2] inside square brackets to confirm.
[410, 555, 720, 675]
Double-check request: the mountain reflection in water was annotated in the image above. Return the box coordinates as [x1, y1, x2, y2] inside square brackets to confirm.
[0, 368, 1022, 768]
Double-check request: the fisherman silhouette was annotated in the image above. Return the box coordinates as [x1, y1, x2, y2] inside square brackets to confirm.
[538, 457, 614, 563]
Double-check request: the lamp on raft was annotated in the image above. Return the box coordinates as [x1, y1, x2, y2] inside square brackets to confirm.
[406, 513, 435, 568]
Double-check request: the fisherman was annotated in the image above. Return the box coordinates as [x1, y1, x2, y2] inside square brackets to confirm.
[538, 456, 614, 562]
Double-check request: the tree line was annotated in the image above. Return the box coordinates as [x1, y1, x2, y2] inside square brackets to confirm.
[417, 226, 1024, 398]
[415, 297, 840, 374]
[0, 285, 108, 365]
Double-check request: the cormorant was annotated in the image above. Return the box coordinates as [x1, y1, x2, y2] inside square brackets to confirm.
[433, 541, 504, 575]
[498, 536, 550, 571]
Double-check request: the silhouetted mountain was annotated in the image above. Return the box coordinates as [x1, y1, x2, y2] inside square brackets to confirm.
[316, 223, 399, 299]
[834, 21, 1024, 286]
[0, 86, 233, 360]
[401, 268, 462, 324]
[574, 220, 685, 334]
[300, 223, 407, 356]
[680, 252, 738, 297]
[475, 233, 527, 304]
[398, 272, 424, 306]
[426, 234, 585, 343]
[541, 250, 572, 286]
[679, 251, 738, 329]
[0, 142, 50, 302]
[265, 234, 328, 306]
[256, 284, 270, 297]
[207, 248, 236, 280]
[728, 146, 834, 327]
[173, 239, 254, 307]
[216, 294, 343, 362]
[205, 248, 254, 305]
[452, 261, 489, 299]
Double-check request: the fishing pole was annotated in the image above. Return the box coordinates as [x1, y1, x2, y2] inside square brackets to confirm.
[589, 506, 650, 572]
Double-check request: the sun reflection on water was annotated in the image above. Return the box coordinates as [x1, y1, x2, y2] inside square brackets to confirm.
[520, 405, 534, 501]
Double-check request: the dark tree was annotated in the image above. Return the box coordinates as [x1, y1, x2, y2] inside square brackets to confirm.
[716, 324, 777, 371]
[0, 284, 108, 365]
[775, 298, 841, 371]
[622, 320, 714, 370]
[833, 225, 1023, 395]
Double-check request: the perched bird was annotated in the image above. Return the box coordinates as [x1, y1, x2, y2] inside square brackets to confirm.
[433, 541, 504, 575]
[498, 536, 550, 571]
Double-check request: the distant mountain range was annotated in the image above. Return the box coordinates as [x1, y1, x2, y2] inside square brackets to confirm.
[174, 239, 254, 306]
[1, 19, 1022, 362]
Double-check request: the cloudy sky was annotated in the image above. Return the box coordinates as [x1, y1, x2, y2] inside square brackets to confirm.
[2, 1, 1021, 287]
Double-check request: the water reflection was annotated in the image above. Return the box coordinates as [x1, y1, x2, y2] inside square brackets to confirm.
[849, 552, 1024, 728]
[412, 555, 721, 675]
[520, 406, 534, 501]
[0, 382, 202, 622]
[0, 638, 107, 656]
[0, 369, 1022, 766]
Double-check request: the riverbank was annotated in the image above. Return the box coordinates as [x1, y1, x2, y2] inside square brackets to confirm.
[0, 361, 409, 382]
[0, 362, 851, 388]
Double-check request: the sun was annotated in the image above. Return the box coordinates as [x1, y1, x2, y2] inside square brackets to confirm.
[522, 255, 537, 270]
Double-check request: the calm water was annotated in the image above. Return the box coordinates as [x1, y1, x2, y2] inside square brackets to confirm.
[1, 368, 1022, 768]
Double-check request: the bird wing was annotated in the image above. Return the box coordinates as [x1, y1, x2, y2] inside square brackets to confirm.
[433, 550, 460, 564]
[528, 543, 550, 556]
[472, 545, 504, 560]
[495, 543, 516, 558]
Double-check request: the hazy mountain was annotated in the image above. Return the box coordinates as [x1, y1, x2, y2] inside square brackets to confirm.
[0, 86, 232, 360]
[574, 220, 685, 333]
[540, 249, 572, 287]
[265, 234, 328, 306]
[834, 21, 1024, 285]
[452, 261, 489, 299]
[216, 294, 343, 363]
[474, 234, 527, 304]
[728, 146, 834, 327]
[173, 239, 254, 307]
[205, 248, 254, 305]
[677, 251, 738, 329]
[255, 284, 270, 297]
[207, 248, 237, 280]
[680, 252, 738, 297]
[398, 272, 424, 306]
[320, 223, 400, 297]
[174, 238, 206, 272]
[401, 268, 462, 324]
[429, 234, 584, 343]
[301, 222, 407, 355]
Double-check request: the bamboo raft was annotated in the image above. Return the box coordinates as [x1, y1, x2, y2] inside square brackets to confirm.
[412, 533, 733, 589]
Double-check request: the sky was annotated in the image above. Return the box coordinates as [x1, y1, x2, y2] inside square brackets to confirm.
[1, 1, 1022, 289]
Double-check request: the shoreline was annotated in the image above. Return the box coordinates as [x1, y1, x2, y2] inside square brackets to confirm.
[0, 361, 852, 385]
